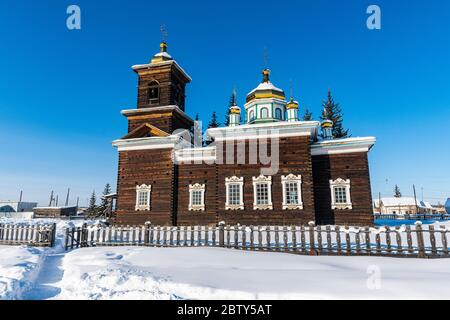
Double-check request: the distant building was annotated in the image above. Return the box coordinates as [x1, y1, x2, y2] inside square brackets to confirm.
[0, 201, 37, 213]
[374, 197, 435, 215]
[33, 206, 77, 218]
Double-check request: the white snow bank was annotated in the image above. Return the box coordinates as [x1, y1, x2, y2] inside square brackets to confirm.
[54, 247, 450, 300]
[0, 218, 88, 300]
[0, 246, 46, 300]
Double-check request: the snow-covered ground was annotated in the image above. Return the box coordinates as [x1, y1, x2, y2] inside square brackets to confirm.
[53, 246, 450, 300]
[1, 218, 450, 300]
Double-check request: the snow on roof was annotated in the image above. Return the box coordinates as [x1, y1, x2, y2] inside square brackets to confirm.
[375, 197, 431, 208]
[153, 51, 172, 59]
[247, 81, 284, 96]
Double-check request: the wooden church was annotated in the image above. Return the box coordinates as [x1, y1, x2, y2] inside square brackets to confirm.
[112, 41, 376, 227]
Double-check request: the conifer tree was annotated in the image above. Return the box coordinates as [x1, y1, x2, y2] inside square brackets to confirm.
[224, 90, 238, 127]
[320, 90, 350, 138]
[99, 183, 112, 213]
[394, 185, 402, 198]
[303, 108, 313, 121]
[208, 111, 220, 129]
[87, 190, 97, 217]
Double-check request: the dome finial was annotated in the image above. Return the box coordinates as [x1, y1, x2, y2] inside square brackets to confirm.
[262, 69, 270, 83]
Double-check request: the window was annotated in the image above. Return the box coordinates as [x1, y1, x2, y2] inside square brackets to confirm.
[189, 183, 205, 211]
[249, 110, 255, 122]
[148, 81, 160, 105]
[225, 176, 244, 210]
[252, 175, 273, 210]
[334, 187, 347, 204]
[281, 174, 303, 210]
[275, 108, 283, 120]
[260, 108, 269, 118]
[135, 184, 151, 211]
[330, 178, 352, 210]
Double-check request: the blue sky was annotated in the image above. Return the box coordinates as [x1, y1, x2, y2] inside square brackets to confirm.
[0, 0, 449, 206]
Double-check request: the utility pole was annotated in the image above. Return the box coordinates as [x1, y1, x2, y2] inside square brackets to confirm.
[49, 191, 54, 207]
[378, 192, 382, 214]
[65, 188, 70, 207]
[55, 195, 59, 207]
[413, 184, 419, 214]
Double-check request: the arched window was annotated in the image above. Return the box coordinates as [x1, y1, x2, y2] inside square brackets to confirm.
[249, 110, 255, 122]
[275, 108, 283, 120]
[260, 108, 269, 118]
[148, 81, 160, 105]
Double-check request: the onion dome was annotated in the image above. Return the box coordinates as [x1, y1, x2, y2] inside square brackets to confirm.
[321, 119, 333, 128]
[286, 97, 299, 110]
[246, 69, 285, 103]
[321, 119, 334, 139]
[229, 105, 241, 114]
[228, 89, 241, 127]
[151, 42, 173, 64]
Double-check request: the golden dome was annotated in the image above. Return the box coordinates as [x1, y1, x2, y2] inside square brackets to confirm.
[246, 69, 285, 103]
[286, 97, 299, 110]
[151, 42, 173, 64]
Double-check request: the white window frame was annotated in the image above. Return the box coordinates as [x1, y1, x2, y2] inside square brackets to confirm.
[225, 176, 244, 210]
[135, 184, 151, 211]
[252, 175, 273, 210]
[189, 183, 206, 211]
[281, 174, 303, 210]
[330, 178, 352, 210]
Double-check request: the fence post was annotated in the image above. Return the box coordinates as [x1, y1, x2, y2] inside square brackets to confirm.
[50, 223, 57, 247]
[415, 222, 426, 258]
[308, 221, 317, 256]
[218, 222, 225, 248]
[81, 223, 88, 248]
[144, 221, 151, 246]
[64, 228, 70, 251]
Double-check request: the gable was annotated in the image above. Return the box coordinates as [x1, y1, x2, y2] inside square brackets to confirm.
[121, 123, 170, 140]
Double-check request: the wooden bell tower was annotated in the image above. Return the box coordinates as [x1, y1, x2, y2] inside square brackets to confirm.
[123, 41, 193, 135]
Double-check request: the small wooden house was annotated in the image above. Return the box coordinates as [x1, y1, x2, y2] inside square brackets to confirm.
[33, 206, 77, 219]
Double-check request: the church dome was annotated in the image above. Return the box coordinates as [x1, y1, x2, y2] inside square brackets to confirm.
[151, 42, 173, 64]
[246, 69, 285, 103]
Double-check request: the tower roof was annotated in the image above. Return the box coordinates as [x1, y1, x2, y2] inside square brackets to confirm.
[246, 69, 285, 103]
[151, 42, 173, 64]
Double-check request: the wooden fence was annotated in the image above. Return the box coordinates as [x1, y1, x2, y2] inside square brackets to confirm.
[65, 222, 450, 258]
[374, 214, 450, 221]
[0, 223, 57, 247]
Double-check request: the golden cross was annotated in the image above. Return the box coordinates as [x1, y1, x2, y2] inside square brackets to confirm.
[160, 24, 168, 42]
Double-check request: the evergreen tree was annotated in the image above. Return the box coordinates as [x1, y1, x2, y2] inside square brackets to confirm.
[394, 185, 402, 198]
[224, 90, 238, 126]
[320, 90, 350, 138]
[208, 111, 220, 129]
[303, 108, 313, 121]
[99, 183, 112, 213]
[87, 190, 98, 217]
